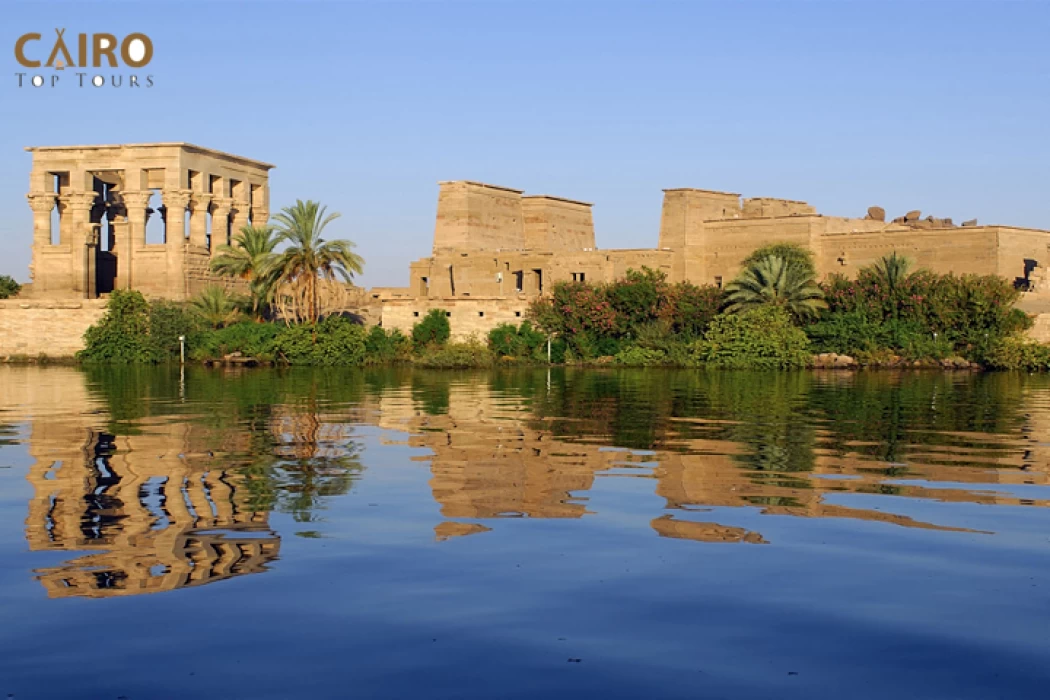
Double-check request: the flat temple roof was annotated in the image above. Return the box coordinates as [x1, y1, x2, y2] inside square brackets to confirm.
[662, 187, 742, 197]
[522, 194, 593, 207]
[438, 180, 524, 194]
[25, 142, 275, 169]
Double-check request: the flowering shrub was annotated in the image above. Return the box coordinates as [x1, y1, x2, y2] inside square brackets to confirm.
[528, 267, 722, 358]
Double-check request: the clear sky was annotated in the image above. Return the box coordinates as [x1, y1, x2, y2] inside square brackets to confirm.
[1, 0, 1047, 287]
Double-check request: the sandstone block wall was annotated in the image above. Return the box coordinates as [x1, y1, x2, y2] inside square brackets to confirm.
[433, 181, 525, 253]
[0, 299, 107, 358]
[522, 196, 595, 252]
[820, 227, 999, 279]
[996, 227, 1050, 286]
[742, 198, 817, 218]
[381, 298, 531, 341]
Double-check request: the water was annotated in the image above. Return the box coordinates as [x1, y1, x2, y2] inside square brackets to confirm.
[0, 365, 1047, 699]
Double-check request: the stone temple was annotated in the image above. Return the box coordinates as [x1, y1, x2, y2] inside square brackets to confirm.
[8, 142, 1050, 353]
[376, 180, 1050, 338]
[24, 143, 272, 300]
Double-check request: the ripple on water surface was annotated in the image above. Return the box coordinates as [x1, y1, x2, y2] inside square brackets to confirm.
[0, 365, 1047, 699]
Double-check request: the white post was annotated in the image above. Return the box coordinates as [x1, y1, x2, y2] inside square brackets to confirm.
[179, 335, 185, 365]
[547, 336, 552, 363]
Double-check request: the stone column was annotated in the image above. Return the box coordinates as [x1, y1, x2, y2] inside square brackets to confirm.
[27, 192, 57, 246]
[189, 193, 212, 249]
[63, 192, 99, 298]
[26, 192, 57, 291]
[252, 207, 270, 228]
[122, 191, 151, 249]
[210, 198, 232, 255]
[163, 190, 192, 300]
[230, 198, 250, 238]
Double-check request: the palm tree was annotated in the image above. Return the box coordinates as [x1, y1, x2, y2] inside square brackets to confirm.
[190, 286, 243, 329]
[724, 255, 827, 321]
[870, 252, 913, 319]
[209, 225, 279, 319]
[265, 200, 364, 324]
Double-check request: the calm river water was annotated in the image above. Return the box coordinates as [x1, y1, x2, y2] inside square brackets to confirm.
[0, 365, 1047, 699]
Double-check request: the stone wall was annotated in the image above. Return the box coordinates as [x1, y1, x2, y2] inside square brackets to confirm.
[522, 195, 595, 252]
[0, 299, 107, 358]
[820, 227, 1000, 279]
[381, 297, 530, 341]
[433, 181, 525, 253]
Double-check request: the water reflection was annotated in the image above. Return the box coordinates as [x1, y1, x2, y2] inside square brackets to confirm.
[2, 365, 1049, 599]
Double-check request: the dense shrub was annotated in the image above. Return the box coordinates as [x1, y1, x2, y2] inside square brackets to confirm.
[190, 322, 281, 361]
[819, 270, 1029, 361]
[488, 321, 546, 359]
[79, 290, 171, 363]
[528, 267, 722, 359]
[985, 336, 1050, 371]
[412, 309, 451, 347]
[692, 307, 810, 369]
[273, 316, 367, 365]
[0, 275, 21, 299]
[615, 346, 668, 366]
[364, 325, 412, 363]
[414, 339, 493, 368]
[150, 300, 198, 358]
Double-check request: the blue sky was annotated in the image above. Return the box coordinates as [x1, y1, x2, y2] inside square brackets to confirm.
[2, 0, 1047, 287]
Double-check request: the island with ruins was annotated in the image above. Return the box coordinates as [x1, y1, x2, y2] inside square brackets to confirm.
[3, 141, 1050, 357]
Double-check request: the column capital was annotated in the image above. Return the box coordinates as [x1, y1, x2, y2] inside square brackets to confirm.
[211, 197, 233, 213]
[61, 192, 99, 211]
[191, 192, 213, 211]
[163, 189, 193, 210]
[121, 190, 152, 210]
[26, 192, 57, 213]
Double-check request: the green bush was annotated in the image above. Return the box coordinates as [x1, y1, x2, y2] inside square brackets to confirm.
[150, 300, 198, 359]
[79, 290, 161, 363]
[365, 325, 412, 363]
[692, 306, 810, 369]
[414, 339, 493, 368]
[0, 275, 21, 299]
[615, 346, 668, 366]
[985, 336, 1050, 371]
[820, 269, 1029, 361]
[488, 320, 547, 359]
[190, 322, 281, 361]
[273, 316, 367, 365]
[528, 267, 721, 358]
[412, 309, 451, 347]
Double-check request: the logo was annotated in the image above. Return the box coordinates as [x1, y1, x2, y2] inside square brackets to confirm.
[14, 29, 154, 88]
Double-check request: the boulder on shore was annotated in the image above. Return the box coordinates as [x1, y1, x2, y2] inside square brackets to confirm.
[811, 352, 857, 369]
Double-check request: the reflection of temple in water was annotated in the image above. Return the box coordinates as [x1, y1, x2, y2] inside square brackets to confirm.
[6, 366, 1050, 592]
[378, 376, 1050, 543]
[11, 370, 279, 598]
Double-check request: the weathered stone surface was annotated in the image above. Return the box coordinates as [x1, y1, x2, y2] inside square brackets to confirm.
[25, 143, 273, 301]
[0, 299, 107, 357]
[866, 206, 886, 221]
[962, 219, 978, 227]
[904, 210, 922, 222]
[811, 353, 857, 369]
